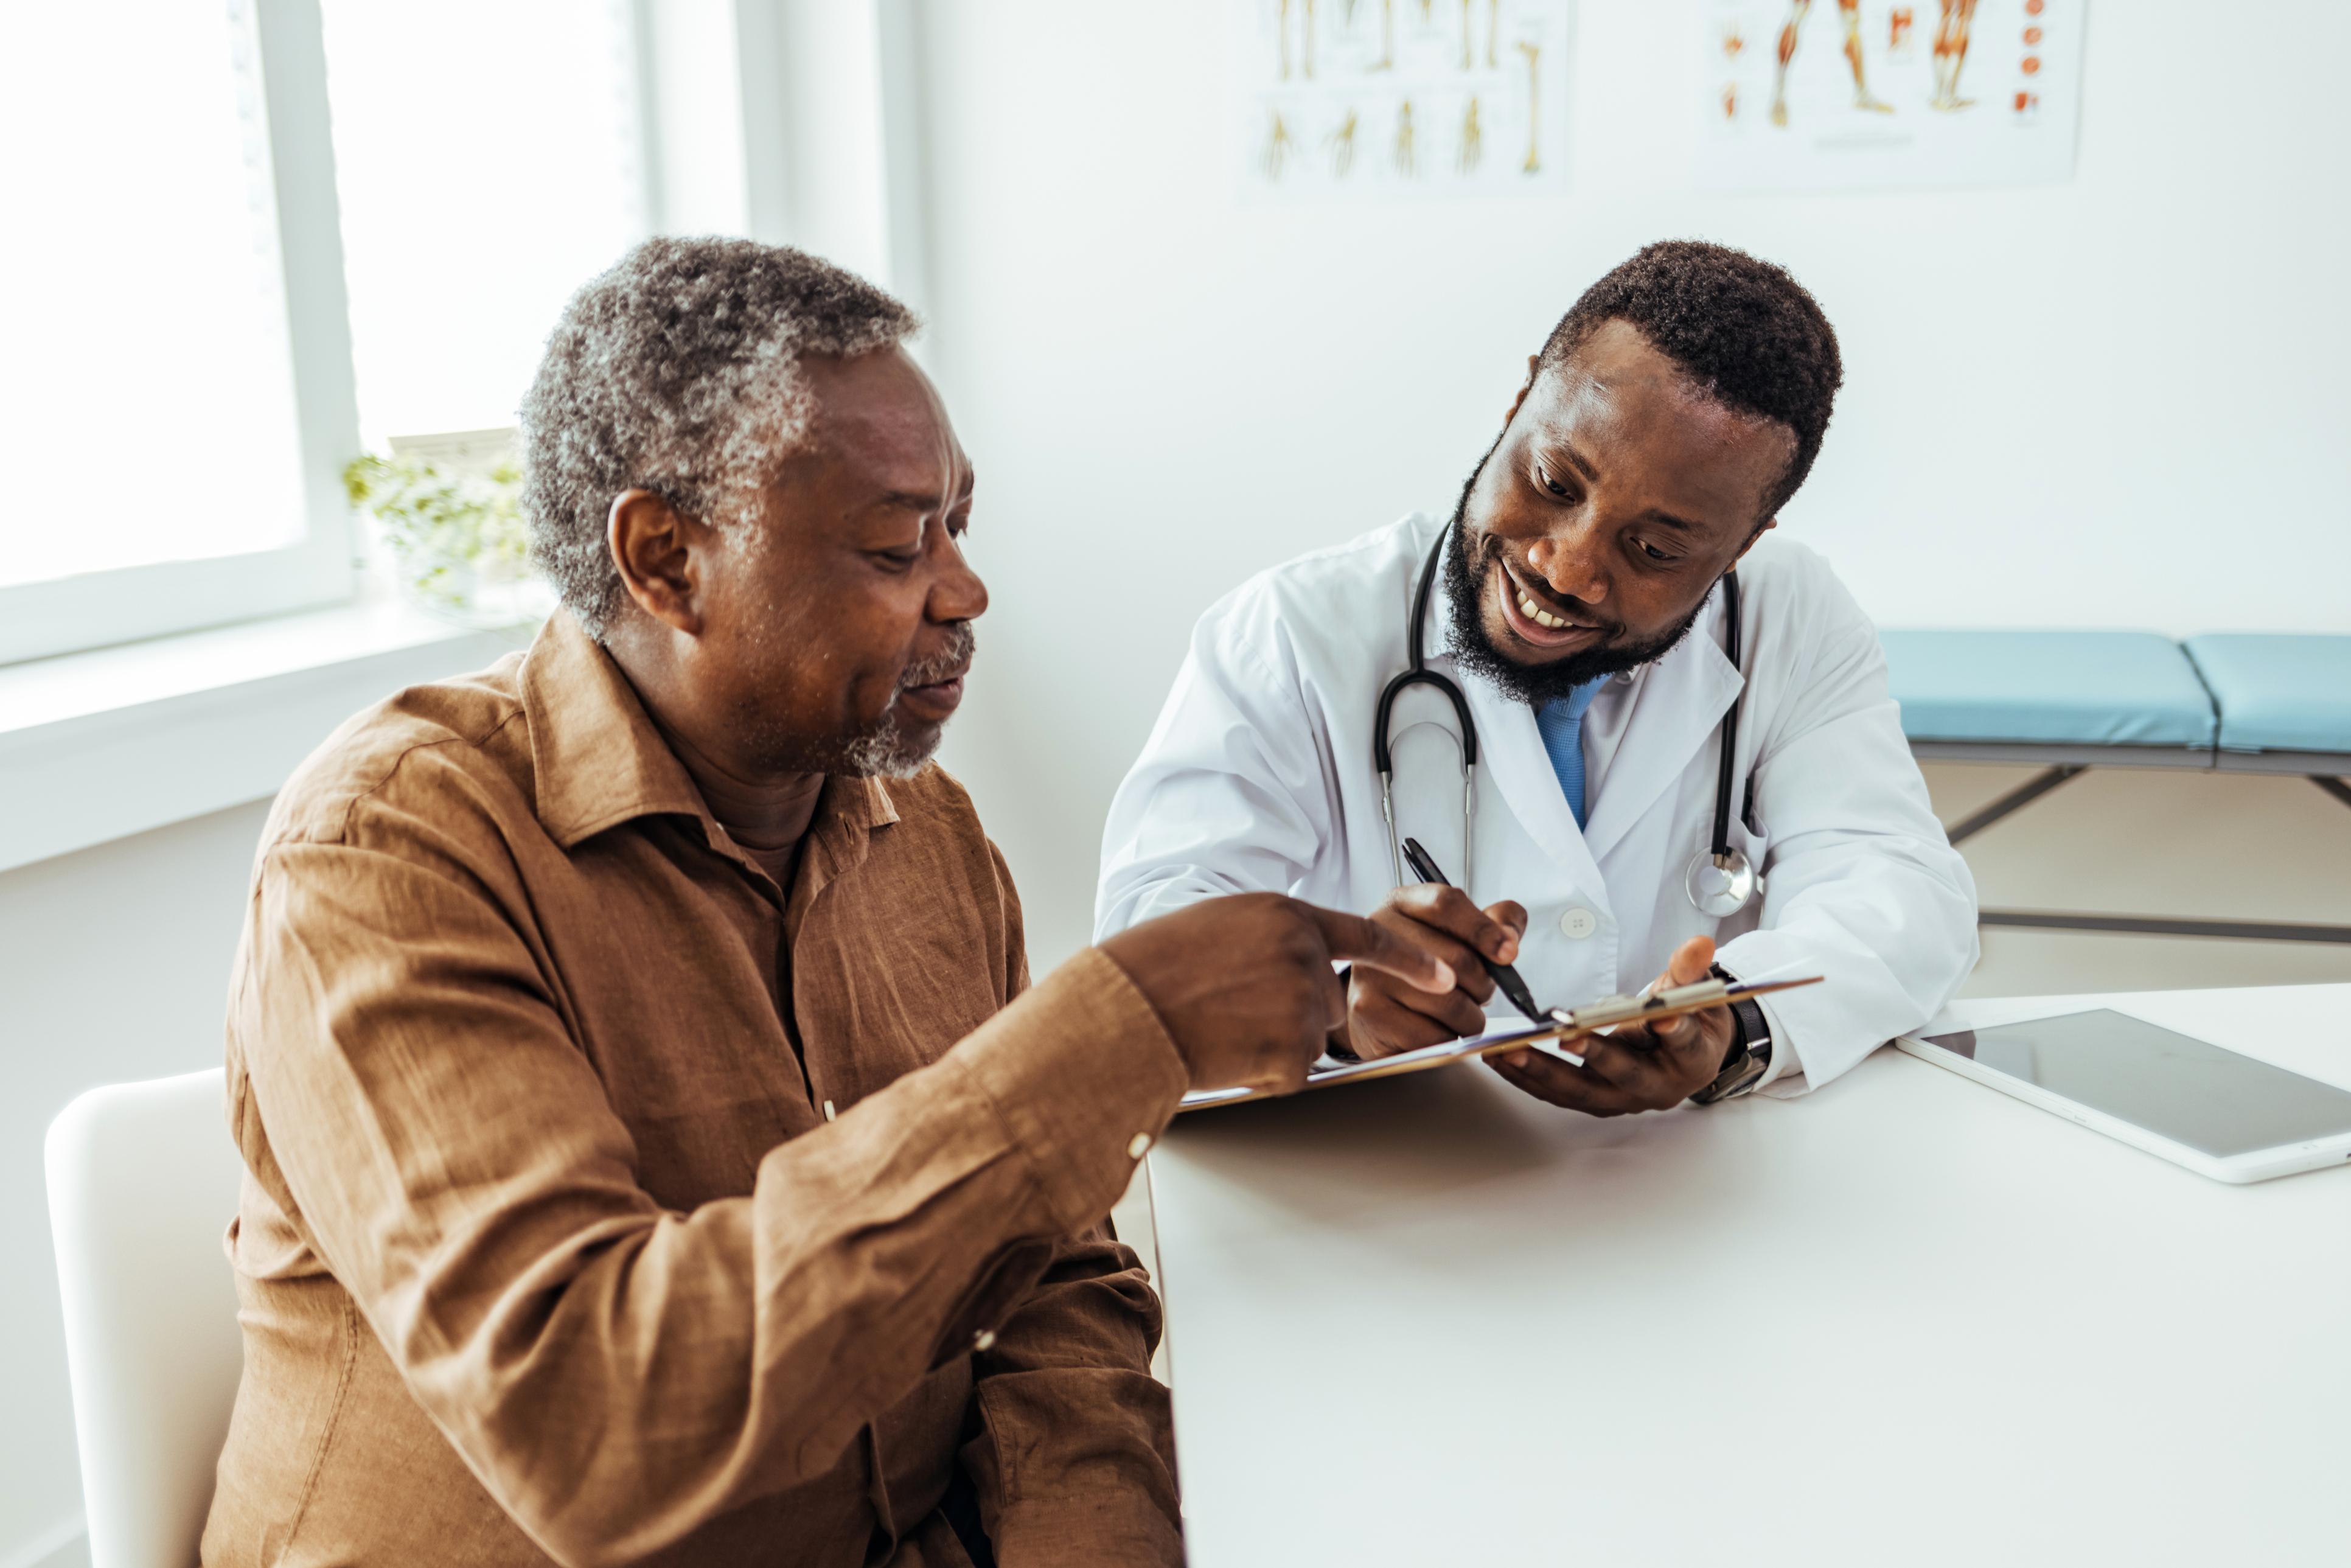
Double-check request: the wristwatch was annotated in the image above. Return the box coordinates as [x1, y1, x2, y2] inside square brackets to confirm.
[1690, 963, 1772, 1105]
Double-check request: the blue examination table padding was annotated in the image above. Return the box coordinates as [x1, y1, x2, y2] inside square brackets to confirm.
[2184, 635, 2351, 758]
[1878, 627, 2350, 947]
[1877, 629, 2218, 749]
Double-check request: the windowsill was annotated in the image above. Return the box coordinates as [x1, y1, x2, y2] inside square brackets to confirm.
[0, 598, 538, 873]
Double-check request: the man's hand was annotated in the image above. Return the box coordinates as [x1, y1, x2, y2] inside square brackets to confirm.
[1100, 893, 1457, 1096]
[1342, 885, 1529, 1061]
[1488, 935, 1735, 1117]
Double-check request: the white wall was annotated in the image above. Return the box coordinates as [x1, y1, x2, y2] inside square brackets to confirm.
[0, 802, 271, 1568]
[918, 0, 2351, 968]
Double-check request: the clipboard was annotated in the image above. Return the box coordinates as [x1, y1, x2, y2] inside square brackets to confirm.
[1177, 974, 1823, 1112]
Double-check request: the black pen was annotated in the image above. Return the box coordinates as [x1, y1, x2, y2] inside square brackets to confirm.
[1398, 836, 1547, 1023]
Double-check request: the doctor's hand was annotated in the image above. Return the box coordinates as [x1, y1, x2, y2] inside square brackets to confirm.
[1339, 885, 1530, 1061]
[1487, 935, 1736, 1117]
[1100, 893, 1457, 1098]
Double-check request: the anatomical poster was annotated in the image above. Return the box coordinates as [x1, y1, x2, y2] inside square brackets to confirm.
[1233, 0, 1576, 200]
[1698, 1, 2083, 191]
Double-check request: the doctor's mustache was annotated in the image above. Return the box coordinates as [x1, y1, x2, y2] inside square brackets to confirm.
[1452, 520, 1626, 639]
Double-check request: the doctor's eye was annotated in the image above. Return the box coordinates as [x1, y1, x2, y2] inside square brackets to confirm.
[1535, 464, 1573, 500]
[1634, 539, 1674, 563]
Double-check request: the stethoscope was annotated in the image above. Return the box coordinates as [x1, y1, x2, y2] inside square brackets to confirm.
[1373, 526, 1761, 919]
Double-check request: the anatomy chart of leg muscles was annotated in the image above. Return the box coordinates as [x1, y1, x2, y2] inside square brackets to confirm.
[1701, 0, 2080, 191]
[1235, 0, 1574, 200]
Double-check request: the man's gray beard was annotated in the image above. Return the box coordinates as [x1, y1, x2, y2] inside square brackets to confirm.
[752, 620, 973, 780]
[832, 720, 935, 781]
[817, 621, 977, 780]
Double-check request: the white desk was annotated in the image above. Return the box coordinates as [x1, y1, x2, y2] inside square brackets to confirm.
[1148, 985, 2351, 1567]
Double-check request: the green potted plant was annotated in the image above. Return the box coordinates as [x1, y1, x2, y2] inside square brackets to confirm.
[343, 434, 548, 626]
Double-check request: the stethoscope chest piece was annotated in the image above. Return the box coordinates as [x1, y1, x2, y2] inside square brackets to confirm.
[1685, 848, 1760, 919]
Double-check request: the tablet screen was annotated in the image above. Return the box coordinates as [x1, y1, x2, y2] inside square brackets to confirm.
[1922, 1009, 2351, 1158]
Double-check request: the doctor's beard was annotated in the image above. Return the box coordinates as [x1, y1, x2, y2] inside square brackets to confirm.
[1441, 484, 1705, 708]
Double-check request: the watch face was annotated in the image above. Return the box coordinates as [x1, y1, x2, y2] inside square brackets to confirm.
[1699, 1051, 1766, 1104]
[1695, 1037, 1769, 1104]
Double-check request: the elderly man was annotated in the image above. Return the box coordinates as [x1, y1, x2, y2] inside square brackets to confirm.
[202, 239, 1444, 1568]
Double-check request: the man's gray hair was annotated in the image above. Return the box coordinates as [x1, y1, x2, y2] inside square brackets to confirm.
[518, 237, 919, 637]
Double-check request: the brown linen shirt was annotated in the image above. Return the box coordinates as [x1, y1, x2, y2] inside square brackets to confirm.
[202, 612, 1191, 1568]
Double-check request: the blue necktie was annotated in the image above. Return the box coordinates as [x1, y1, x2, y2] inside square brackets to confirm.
[1535, 679, 1607, 829]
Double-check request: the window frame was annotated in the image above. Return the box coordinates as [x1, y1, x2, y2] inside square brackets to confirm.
[0, 0, 362, 667]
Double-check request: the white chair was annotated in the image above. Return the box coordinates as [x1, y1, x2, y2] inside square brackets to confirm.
[45, 1068, 245, 1568]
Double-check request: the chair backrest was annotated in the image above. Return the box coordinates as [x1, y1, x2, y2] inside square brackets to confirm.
[45, 1068, 245, 1568]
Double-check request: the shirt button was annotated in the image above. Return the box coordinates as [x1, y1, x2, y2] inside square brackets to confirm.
[1558, 907, 1599, 940]
[1127, 1133, 1154, 1159]
[973, 1329, 997, 1352]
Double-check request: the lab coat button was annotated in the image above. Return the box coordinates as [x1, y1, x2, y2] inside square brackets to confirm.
[1127, 1133, 1154, 1159]
[973, 1329, 997, 1351]
[1558, 907, 1600, 940]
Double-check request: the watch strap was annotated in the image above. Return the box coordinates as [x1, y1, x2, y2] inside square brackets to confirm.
[1691, 964, 1773, 1104]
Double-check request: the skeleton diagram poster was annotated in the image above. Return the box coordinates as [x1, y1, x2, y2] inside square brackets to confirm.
[1699, 1, 2083, 191]
[1233, 0, 1576, 199]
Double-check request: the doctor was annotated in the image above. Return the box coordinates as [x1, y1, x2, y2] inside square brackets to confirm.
[1096, 241, 1977, 1112]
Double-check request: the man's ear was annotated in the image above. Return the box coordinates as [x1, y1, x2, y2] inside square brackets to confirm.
[608, 489, 706, 636]
[1504, 352, 1541, 426]
[1734, 517, 1778, 565]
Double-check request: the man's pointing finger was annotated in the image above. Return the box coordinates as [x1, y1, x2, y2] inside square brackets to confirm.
[1301, 903, 1457, 995]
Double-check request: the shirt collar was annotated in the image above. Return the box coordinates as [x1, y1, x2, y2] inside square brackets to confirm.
[520, 610, 899, 853]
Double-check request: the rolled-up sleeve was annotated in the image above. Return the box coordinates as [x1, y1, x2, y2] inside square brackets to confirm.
[232, 832, 1188, 1568]
[962, 1227, 1183, 1565]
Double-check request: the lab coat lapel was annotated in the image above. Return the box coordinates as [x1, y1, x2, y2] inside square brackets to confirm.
[1469, 672, 1607, 891]
[1425, 550, 1604, 895]
[1579, 596, 1744, 865]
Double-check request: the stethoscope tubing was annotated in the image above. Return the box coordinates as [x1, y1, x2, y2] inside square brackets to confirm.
[1376, 521, 1754, 916]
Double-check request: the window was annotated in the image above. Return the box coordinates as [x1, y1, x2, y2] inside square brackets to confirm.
[0, 0, 358, 663]
[0, 0, 651, 666]
[319, 0, 647, 446]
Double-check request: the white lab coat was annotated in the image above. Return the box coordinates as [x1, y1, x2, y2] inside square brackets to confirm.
[1095, 512, 1979, 1093]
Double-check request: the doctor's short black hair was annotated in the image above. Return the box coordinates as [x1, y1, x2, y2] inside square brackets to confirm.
[1538, 240, 1842, 520]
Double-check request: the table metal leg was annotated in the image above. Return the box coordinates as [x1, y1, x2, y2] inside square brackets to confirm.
[1977, 909, 2351, 946]
[1945, 764, 2087, 846]
[1932, 759, 2351, 944]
